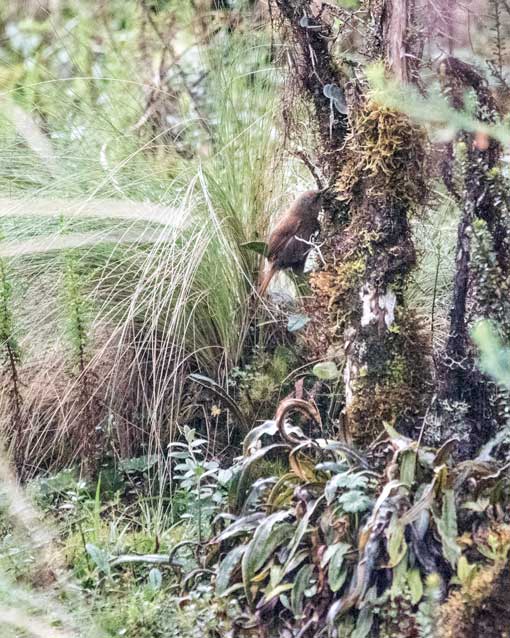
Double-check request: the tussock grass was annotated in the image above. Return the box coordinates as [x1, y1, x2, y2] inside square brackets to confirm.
[0, 5, 285, 475]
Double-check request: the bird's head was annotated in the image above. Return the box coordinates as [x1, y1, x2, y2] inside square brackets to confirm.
[295, 189, 324, 218]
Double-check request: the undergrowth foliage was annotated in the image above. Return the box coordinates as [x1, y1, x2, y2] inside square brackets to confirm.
[207, 398, 510, 638]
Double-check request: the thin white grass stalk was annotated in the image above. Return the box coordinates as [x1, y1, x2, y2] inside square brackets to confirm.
[0, 37, 284, 475]
[99, 142, 124, 196]
[0, 228, 163, 258]
[15, 187, 202, 468]
[0, 446, 56, 557]
[0, 197, 183, 226]
[0, 575, 98, 636]
[0, 450, 94, 636]
[1, 115, 196, 231]
[0, 76, 177, 100]
[197, 167, 254, 365]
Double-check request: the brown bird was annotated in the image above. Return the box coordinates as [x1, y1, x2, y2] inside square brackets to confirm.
[258, 190, 322, 296]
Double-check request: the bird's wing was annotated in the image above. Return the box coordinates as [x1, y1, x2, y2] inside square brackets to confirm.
[270, 217, 320, 266]
[266, 215, 298, 261]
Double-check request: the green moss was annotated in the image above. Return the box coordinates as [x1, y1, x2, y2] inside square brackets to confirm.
[336, 101, 428, 210]
[388, 353, 408, 385]
[231, 345, 298, 419]
[347, 314, 431, 444]
[438, 526, 510, 638]
[305, 101, 429, 444]
[309, 250, 367, 336]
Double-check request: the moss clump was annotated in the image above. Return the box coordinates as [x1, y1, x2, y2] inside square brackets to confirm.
[438, 563, 510, 638]
[471, 217, 510, 328]
[307, 102, 426, 346]
[305, 100, 429, 444]
[337, 100, 428, 209]
[305, 229, 375, 359]
[437, 524, 510, 638]
[229, 345, 298, 420]
[311, 256, 367, 310]
[346, 313, 431, 445]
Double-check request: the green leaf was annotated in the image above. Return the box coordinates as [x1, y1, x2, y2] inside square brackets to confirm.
[148, 568, 162, 590]
[325, 472, 368, 504]
[231, 444, 288, 513]
[245, 514, 293, 575]
[262, 583, 293, 603]
[321, 543, 340, 568]
[283, 549, 308, 576]
[287, 313, 310, 332]
[243, 421, 304, 454]
[242, 512, 294, 596]
[328, 542, 350, 592]
[352, 607, 373, 638]
[312, 361, 340, 380]
[400, 450, 417, 486]
[457, 555, 477, 586]
[408, 568, 423, 604]
[291, 563, 314, 615]
[109, 553, 170, 568]
[240, 240, 268, 257]
[269, 563, 283, 588]
[119, 454, 158, 473]
[86, 543, 111, 576]
[242, 420, 278, 454]
[387, 515, 407, 568]
[391, 554, 408, 598]
[337, 0, 360, 9]
[434, 489, 461, 568]
[214, 513, 264, 543]
[462, 497, 490, 512]
[338, 490, 372, 513]
[216, 545, 247, 596]
[282, 499, 323, 576]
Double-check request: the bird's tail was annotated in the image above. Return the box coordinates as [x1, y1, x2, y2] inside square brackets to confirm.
[257, 262, 277, 297]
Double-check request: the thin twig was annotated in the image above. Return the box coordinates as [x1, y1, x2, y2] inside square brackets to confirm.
[292, 149, 324, 189]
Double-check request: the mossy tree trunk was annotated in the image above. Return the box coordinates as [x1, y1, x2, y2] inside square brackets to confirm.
[437, 56, 510, 455]
[274, 0, 430, 445]
[287, 0, 429, 445]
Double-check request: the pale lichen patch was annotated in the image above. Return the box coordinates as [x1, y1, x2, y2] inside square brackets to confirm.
[360, 285, 396, 329]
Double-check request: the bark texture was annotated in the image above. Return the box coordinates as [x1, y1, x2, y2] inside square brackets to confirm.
[274, 0, 431, 445]
[307, 0, 430, 444]
[437, 56, 510, 454]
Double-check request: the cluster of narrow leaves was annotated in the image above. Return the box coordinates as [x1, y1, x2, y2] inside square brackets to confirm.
[209, 405, 510, 638]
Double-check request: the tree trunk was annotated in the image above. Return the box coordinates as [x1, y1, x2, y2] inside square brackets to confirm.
[274, 0, 430, 445]
[317, 0, 430, 445]
[437, 56, 510, 455]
